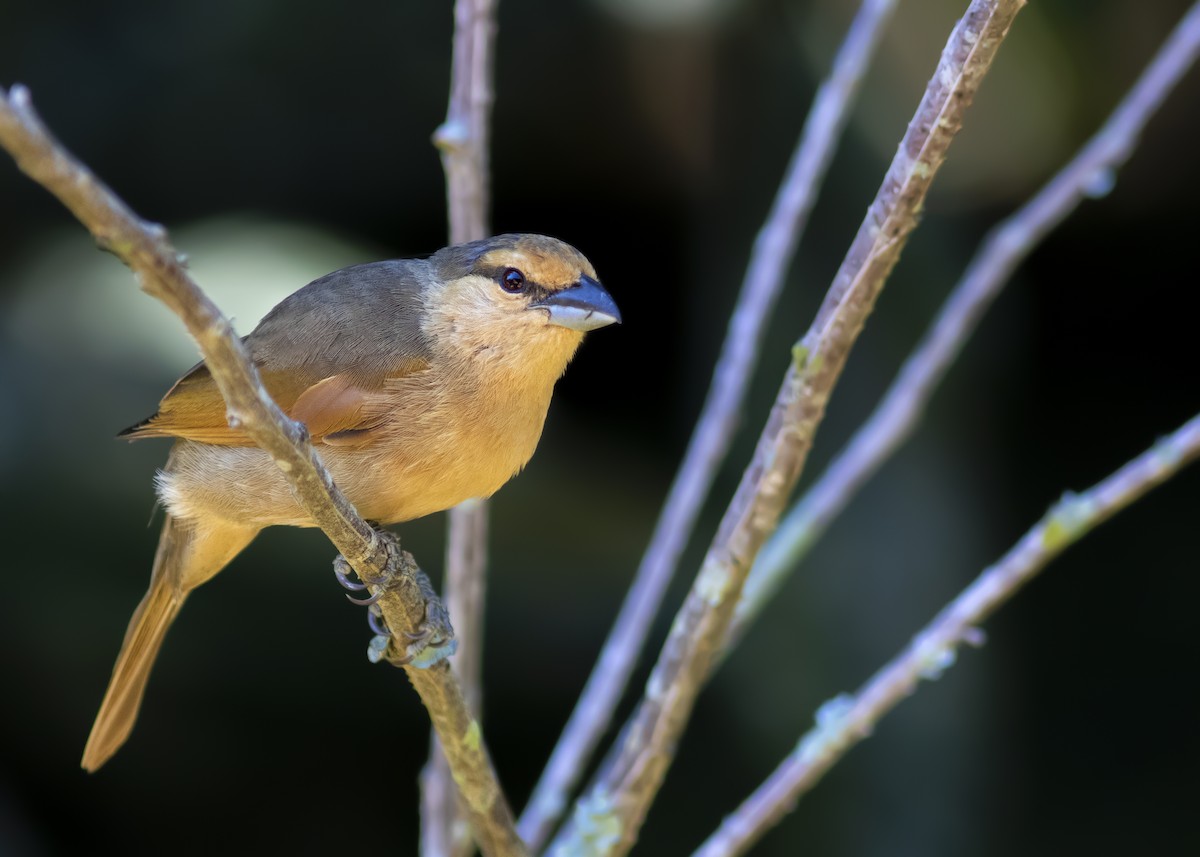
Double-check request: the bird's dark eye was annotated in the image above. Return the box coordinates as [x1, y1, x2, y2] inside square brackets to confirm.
[501, 267, 526, 293]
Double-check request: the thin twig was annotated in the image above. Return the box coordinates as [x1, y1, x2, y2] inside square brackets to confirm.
[517, 1, 899, 848]
[436, 0, 499, 701]
[696, 412, 1200, 857]
[0, 84, 525, 857]
[550, 3, 1026, 854]
[732, 0, 1200, 649]
[434, 0, 496, 244]
[424, 2, 500, 855]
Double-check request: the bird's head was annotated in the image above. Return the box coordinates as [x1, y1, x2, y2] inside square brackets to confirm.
[425, 233, 620, 375]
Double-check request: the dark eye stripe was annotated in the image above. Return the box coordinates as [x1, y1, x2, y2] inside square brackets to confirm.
[476, 264, 556, 302]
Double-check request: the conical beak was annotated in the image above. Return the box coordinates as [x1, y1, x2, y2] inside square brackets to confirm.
[531, 275, 622, 332]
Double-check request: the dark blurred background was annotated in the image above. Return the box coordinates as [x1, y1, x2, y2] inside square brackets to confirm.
[2, 1, 1198, 854]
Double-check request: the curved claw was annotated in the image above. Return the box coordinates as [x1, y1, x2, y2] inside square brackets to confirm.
[334, 563, 369, 592]
[345, 589, 382, 606]
[367, 606, 390, 637]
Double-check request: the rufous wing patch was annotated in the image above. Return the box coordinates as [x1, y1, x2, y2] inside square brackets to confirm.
[289, 374, 377, 443]
[121, 357, 429, 447]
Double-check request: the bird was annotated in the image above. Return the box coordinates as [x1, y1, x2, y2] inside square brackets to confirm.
[81, 233, 620, 772]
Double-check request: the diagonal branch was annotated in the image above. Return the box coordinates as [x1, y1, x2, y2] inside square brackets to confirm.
[551, 2, 1026, 854]
[695, 411, 1200, 857]
[424, 1, 500, 854]
[516, 1, 899, 847]
[731, 0, 1200, 650]
[0, 84, 525, 857]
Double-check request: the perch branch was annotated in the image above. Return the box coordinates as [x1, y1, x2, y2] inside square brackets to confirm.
[732, 0, 1200, 649]
[0, 84, 525, 857]
[551, 2, 1026, 854]
[517, 1, 899, 848]
[425, 0, 500, 853]
[695, 411, 1200, 857]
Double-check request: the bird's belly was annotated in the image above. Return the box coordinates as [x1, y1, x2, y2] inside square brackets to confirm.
[159, 414, 543, 529]
[331, 440, 526, 524]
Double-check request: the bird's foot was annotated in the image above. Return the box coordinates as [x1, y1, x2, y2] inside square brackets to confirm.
[333, 527, 457, 669]
[365, 575, 457, 668]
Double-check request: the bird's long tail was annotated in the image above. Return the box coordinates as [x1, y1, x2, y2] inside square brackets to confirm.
[81, 513, 256, 772]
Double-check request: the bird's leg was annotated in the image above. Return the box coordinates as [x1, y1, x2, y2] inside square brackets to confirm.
[333, 525, 457, 669]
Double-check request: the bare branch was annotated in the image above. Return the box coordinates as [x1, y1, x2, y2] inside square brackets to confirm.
[732, 0, 1200, 649]
[434, 0, 497, 245]
[424, 1, 499, 853]
[550, 2, 1026, 854]
[516, 1, 899, 848]
[424, 499, 491, 857]
[696, 412, 1200, 857]
[0, 84, 524, 857]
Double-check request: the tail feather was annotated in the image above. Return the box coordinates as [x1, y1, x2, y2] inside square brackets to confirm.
[81, 575, 183, 772]
[82, 512, 258, 772]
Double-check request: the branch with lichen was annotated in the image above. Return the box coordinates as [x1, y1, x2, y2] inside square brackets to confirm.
[694, 411, 1200, 857]
[423, 1, 500, 854]
[0, 84, 525, 857]
[730, 0, 1200, 652]
[551, 2, 1026, 854]
[516, 1, 900, 848]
